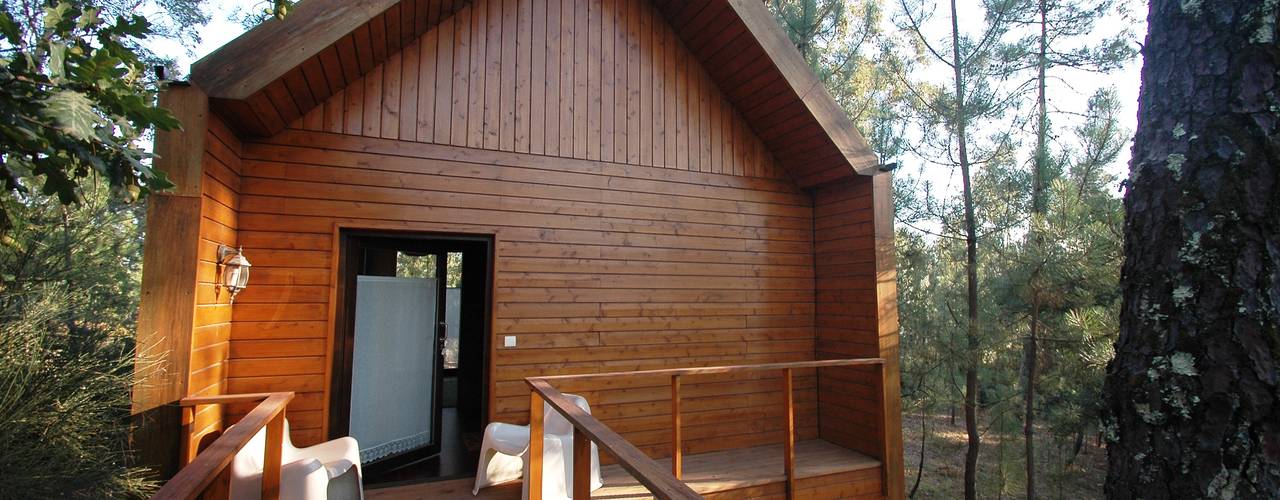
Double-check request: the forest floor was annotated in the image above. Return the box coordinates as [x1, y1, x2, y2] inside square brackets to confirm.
[902, 413, 1107, 499]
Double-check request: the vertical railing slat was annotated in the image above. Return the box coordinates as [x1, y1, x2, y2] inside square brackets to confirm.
[671, 374, 683, 479]
[529, 391, 545, 500]
[783, 368, 796, 500]
[262, 411, 285, 500]
[573, 428, 592, 499]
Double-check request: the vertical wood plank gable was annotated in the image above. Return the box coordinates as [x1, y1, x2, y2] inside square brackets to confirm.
[451, 5, 472, 145]
[434, 14, 455, 143]
[468, 0, 488, 149]
[484, 0, 503, 150]
[558, 0, 575, 156]
[499, 0, 518, 152]
[515, 0, 532, 153]
[289, 0, 786, 179]
[599, 0, 615, 163]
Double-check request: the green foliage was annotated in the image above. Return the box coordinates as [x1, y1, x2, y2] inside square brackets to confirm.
[0, 180, 151, 498]
[0, 290, 152, 499]
[0, 178, 144, 326]
[1021, 89, 1126, 442]
[0, 169, 150, 496]
[396, 252, 464, 288]
[0, 0, 181, 232]
[0, 1, 218, 496]
[895, 86, 1127, 496]
[230, 0, 295, 30]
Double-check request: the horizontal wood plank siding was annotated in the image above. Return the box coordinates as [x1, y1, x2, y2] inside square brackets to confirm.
[286, 0, 786, 180]
[188, 113, 244, 443]
[812, 175, 885, 460]
[227, 128, 815, 452]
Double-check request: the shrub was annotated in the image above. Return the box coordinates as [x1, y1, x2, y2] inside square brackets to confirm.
[0, 289, 155, 499]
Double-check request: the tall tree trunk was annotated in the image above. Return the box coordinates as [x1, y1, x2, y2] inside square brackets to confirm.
[1102, 0, 1280, 497]
[1067, 427, 1084, 466]
[949, 0, 982, 497]
[1023, 302, 1040, 496]
[909, 411, 927, 499]
[1022, 1, 1049, 498]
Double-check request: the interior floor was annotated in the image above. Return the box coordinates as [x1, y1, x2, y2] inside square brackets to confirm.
[363, 377, 482, 487]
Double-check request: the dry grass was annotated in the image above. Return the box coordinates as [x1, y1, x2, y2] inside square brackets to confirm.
[902, 413, 1107, 499]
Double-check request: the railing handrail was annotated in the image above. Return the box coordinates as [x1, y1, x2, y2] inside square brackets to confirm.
[152, 392, 294, 500]
[533, 358, 885, 382]
[527, 379, 701, 500]
[524, 357, 886, 500]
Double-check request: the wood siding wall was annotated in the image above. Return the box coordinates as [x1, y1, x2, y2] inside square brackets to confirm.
[288, 0, 787, 179]
[226, 128, 818, 453]
[188, 114, 244, 442]
[813, 174, 904, 498]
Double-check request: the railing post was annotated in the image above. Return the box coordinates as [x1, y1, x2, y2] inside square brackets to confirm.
[671, 374, 682, 479]
[573, 428, 592, 499]
[529, 391, 545, 500]
[179, 405, 196, 467]
[783, 368, 796, 500]
[262, 410, 285, 500]
[878, 361, 891, 497]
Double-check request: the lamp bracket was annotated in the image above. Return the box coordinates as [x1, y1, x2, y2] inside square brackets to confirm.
[217, 245, 239, 264]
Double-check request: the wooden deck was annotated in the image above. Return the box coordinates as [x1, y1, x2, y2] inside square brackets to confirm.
[366, 439, 883, 500]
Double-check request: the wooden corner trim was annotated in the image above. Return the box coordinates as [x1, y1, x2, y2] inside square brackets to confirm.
[153, 85, 209, 196]
[870, 171, 905, 500]
[132, 194, 204, 414]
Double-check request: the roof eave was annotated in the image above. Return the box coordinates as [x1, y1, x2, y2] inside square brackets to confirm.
[191, 0, 400, 100]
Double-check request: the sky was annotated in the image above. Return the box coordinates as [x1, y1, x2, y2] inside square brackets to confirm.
[149, 0, 1146, 195]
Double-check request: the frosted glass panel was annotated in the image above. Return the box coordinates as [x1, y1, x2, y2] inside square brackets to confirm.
[350, 275, 438, 463]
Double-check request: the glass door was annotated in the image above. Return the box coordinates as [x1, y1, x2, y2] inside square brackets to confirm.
[345, 241, 448, 464]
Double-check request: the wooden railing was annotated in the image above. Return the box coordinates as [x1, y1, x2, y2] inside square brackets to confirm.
[526, 358, 886, 500]
[152, 392, 294, 500]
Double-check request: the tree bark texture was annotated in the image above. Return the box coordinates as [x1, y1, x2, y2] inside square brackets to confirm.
[1103, 1, 1280, 498]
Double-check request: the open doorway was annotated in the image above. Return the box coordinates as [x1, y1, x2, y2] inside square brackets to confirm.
[330, 230, 493, 486]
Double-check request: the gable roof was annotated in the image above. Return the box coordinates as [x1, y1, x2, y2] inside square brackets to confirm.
[190, 0, 879, 187]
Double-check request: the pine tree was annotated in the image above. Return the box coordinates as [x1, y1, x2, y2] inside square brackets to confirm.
[895, 0, 1029, 495]
[1007, 0, 1134, 495]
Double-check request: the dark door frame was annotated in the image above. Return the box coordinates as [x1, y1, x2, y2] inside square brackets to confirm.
[329, 229, 494, 472]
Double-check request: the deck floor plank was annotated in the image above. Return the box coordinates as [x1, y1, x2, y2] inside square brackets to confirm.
[594, 439, 879, 498]
[366, 439, 881, 499]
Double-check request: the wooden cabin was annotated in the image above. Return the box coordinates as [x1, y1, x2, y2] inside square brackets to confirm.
[133, 0, 904, 498]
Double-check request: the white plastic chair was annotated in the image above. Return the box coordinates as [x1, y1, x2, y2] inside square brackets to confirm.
[229, 419, 365, 500]
[473, 394, 603, 499]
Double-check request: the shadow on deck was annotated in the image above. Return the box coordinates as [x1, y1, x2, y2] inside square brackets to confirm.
[365, 439, 883, 500]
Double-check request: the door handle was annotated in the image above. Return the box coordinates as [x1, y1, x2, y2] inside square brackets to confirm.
[438, 322, 448, 357]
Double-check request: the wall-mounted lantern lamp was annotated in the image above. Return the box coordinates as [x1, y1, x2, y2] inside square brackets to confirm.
[217, 245, 252, 303]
